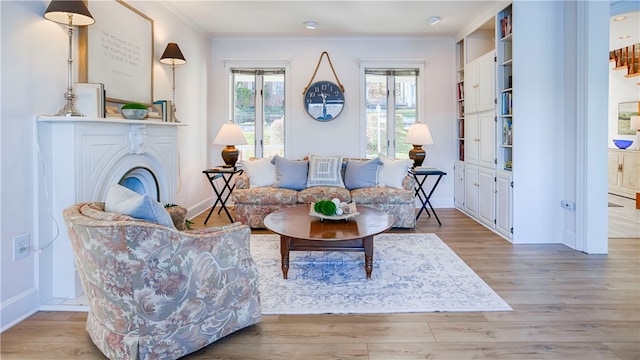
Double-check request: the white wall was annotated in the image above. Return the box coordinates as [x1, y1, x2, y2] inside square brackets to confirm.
[209, 36, 457, 208]
[1, 0, 212, 331]
[609, 62, 639, 148]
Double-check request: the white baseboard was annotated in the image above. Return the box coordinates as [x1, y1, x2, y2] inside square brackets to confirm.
[1, 287, 39, 332]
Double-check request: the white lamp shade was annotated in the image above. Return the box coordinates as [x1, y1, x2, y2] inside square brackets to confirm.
[405, 123, 434, 145]
[630, 115, 640, 131]
[213, 123, 248, 145]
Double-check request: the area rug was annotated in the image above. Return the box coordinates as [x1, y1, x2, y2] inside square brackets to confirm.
[250, 233, 512, 314]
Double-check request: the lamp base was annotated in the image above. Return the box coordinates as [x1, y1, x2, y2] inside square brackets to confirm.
[56, 103, 82, 117]
[408, 145, 426, 168]
[221, 145, 239, 168]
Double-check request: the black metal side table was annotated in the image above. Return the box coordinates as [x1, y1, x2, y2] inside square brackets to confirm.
[410, 168, 447, 225]
[202, 167, 243, 224]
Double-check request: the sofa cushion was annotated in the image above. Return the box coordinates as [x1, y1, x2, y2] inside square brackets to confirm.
[306, 154, 345, 188]
[232, 187, 298, 205]
[273, 155, 308, 191]
[297, 186, 351, 204]
[344, 157, 381, 190]
[378, 153, 412, 189]
[104, 184, 176, 228]
[351, 187, 414, 204]
[240, 157, 275, 188]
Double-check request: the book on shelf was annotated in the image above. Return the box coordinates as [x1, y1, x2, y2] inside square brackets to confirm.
[501, 92, 513, 115]
[500, 13, 512, 38]
[75, 82, 105, 118]
[153, 100, 174, 122]
[502, 120, 513, 145]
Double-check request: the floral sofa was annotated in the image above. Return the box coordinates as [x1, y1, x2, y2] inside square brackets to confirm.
[232, 154, 417, 229]
[63, 201, 262, 360]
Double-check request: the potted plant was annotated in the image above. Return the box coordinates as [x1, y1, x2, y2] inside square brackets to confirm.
[121, 102, 149, 120]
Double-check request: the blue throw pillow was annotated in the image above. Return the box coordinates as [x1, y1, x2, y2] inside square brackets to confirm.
[344, 157, 382, 190]
[104, 184, 176, 229]
[273, 155, 308, 191]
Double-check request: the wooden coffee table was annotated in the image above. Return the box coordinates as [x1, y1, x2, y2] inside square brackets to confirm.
[263, 205, 394, 279]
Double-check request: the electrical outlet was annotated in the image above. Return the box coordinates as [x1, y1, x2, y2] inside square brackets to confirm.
[13, 233, 30, 260]
[561, 200, 576, 210]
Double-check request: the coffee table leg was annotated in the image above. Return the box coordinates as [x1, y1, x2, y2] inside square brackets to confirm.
[280, 236, 290, 279]
[363, 236, 373, 279]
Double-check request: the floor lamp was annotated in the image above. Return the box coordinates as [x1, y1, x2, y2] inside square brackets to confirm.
[44, 0, 95, 117]
[160, 43, 187, 122]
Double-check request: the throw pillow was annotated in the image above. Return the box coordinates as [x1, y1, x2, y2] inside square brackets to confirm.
[378, 153, 412, 189]
[306, 154, 345, 188]
[240, 157, 275, 188]
[344, 157, 381, 190]
[273, 155, 308, 191]
[104, 184, 176, 229]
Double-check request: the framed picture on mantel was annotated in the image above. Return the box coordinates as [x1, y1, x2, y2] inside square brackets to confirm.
[617, 101, 639, 135]
[78, 0, 154, 105]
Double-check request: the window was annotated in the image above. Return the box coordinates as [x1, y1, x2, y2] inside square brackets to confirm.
[364, 68, 419, 159]
[231, 69, 285, 159]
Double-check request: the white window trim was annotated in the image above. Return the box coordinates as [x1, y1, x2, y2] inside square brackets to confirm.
[358, 59, 427, 157]
[223, 59, 291, 156]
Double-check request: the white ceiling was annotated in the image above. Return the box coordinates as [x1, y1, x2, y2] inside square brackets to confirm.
[161, 0, 508, 38]
[161, 1, 638, 49]
[609, 10, 640, 50]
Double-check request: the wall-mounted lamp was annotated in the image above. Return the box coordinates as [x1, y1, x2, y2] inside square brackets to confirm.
[213, 120, 249, 168]
[44, 0, 95, 116]
[405, 122, 434, 167]
[160, 42, 187, 122]
[304, 21, 318, 30]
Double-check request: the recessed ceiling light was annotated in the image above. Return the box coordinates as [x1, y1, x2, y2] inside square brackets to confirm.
[619, 35, 631, 39]
[428, 16, 441, 26]
[304, 21, 317, 30]
[613, 16, 627, 22]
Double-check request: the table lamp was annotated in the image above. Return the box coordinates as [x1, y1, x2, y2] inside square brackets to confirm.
[160, 43, 187, 122]
[44, 0, 95, 116]
[404, 122, 433, 167]
[213, 120, 248, 168]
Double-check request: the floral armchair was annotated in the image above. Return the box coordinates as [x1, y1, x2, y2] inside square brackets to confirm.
[63, 202, 262, 360]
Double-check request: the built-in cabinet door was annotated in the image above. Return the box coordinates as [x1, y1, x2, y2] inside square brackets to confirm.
[496, 170, 512, 238]
[465, 113, 479, 164]
[478, 111, 496, 168]
[454, 161, 465, 208]
[476, 53, 496, 112]
[464, 164, 479, 216]
[464, 51, 496, 113]
[477, 167, 495, 227]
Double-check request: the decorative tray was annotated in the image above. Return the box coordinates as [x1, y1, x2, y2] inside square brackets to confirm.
[309, 202, 359, 221]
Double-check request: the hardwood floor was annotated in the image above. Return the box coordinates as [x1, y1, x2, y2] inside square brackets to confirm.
[2, 206, 638, 360]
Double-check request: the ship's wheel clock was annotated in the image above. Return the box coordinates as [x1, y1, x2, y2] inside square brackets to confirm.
[304, 80, 345, 121]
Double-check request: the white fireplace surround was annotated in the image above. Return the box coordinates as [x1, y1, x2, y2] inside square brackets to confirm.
[36, 116, 184, 304]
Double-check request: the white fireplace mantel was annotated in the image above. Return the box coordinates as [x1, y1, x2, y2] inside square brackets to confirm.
[35, 115, 185, 305]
